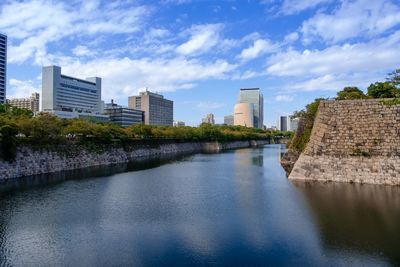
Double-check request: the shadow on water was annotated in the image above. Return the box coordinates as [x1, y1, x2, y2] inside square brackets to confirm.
[292, 181, 400, 266]
[0, 152, 197, 195]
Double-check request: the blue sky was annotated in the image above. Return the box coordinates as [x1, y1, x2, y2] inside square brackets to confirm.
[1, 0, 400, 126]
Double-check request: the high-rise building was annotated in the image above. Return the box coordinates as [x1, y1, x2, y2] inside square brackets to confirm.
[173, 121, 185, 127]
[128, 90, 173, 126]
[290, 117, 300, 131]
[224, 115, 234, 125]
[234, 103, 254, 127]
[7, 92, 40, 112]
[279, 116, 289, 132]
[201, 113, 215, 124]
[237, 88, 263, 129]
[0, 33, 7, 104]
[104, 100, 144, 127]
[42, 65, 107, 121]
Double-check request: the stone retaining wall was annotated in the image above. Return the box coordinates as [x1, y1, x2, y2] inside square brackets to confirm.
[0, 140, 269, 180]
[289, 99, 400, 185]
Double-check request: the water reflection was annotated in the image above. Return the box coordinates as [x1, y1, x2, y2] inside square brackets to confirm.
[0, 145, 398, 266]
[293, 181, 400, 266]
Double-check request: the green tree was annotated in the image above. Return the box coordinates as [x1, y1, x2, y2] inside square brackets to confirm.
[367, 82, 400, 98]
[336, 86, 367, 100]
[0, 124, 18, 161]
[387, 68, 400, 87]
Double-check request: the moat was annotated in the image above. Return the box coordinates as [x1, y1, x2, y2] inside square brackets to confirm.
[0, 144, 399, 266]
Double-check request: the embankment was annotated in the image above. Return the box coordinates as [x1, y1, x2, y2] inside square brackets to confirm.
[288, 99, 400, 186]
[0, 139, 269, 180]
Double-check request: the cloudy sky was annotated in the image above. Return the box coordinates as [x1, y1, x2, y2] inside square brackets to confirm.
[1, 0, 400, 126]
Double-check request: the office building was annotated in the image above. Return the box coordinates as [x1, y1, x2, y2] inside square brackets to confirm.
[290, 117, 300, 131]
[7, 92, 40, 112]
[104, 100, 144, 127]
[202, 113, 215, 124]
[279, 116, 289, 132]
[42, 65, 102, 114]
[0, 33, 6, 103]
[234, 103, 254, 127]
[224, 115, 234, 125]
[128, 90, 173, 126]
[173, 121, 185, 127]
[237, 88, 263, 129]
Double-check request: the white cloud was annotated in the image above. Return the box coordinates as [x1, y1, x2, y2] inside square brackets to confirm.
[284, 32, 299, 43]
[267, 31, 400, 77]
[72, 45, 94, 57]
[8, 79, 38, 99]
[301, 0, 400, 44]
[52, 57, 237, 102]
[176, 24, 223, 55]
[0, 0, 151, 63]
[275, 95, 294, 102]
[279, 0, 333, 15]
[238, 39, 278, 61]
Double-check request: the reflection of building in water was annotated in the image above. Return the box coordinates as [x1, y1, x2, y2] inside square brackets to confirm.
[292, 182, 400, 266]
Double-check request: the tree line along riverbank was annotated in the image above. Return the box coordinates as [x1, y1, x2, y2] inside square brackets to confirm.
[0, 104, 292, 162]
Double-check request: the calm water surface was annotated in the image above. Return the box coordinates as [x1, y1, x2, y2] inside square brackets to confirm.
[0, 144, 399, 266]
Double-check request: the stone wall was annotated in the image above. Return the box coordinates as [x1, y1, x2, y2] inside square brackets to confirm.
[0, 140, 269, 180]
[289, 99, 400, 185]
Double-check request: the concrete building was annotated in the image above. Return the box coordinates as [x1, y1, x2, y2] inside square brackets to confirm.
[202, 113, 215, 124]
[173, 121, 185, 127]
[278, 116, 289, 132]
[128, 90, 173, 126]
[224, 115, 234, 125]
[237, 88, 263, 129]
[0, 33, 7, 103]
[104, 100, 144, 127]
[42, 65, 102, 114]
[7, 92, 39, 112]
[234, 103, 254, 127]
[290, 117, 300, 131]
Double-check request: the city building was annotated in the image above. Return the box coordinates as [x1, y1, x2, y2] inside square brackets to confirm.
[278, 116, 289, 132]
[173, 121, 185, 127]
[128, 90, 173, 126]
[201, 113, 215, 124]
[0, 33, 7, 103]
[42, 65, 102, 114]
[7, 92, 40, 112]
[234, 103, 254, 127]
[236, 88, 263, 129]
[290, 117, 300, 131]
[224, 115, 234, 125]
[104, 100, 144, 127]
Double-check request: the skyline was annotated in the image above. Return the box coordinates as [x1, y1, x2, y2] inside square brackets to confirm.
[1, 0, 400, 126]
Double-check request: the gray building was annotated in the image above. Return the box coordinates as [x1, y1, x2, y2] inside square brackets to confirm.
[104, 100, 144, 127]
[7, 92, 39, 112]
[42, 65, 101, 114]
[173, 121, 185, 127]
[237, 88, 263, 129]
[224, 115, 234, 125]
[0, 33, 7, 103]
[202, 113, 215, 124]
[128, 90, 173, 126]
[279, 116, 289, 132]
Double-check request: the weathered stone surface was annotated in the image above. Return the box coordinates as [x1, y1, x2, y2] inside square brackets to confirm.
[289, 99, 400, 186]
[0, 140, 269, 180]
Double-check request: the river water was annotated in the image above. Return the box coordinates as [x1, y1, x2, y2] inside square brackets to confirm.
[0, 144, 399, 266]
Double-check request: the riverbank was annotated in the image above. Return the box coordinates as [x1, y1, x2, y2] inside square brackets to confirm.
[0, 139, 269, 182]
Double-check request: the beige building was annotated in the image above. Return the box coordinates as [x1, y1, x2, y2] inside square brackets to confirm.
[201, 113, 215, 124]
[7, 92, 40, 112]
[128, 90, 173, 126]
[234, 103, 254, 127]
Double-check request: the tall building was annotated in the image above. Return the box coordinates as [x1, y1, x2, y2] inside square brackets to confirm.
[128, 90, 173, 126]
[7, 92, 40, 112]
[234, 103, 254, 127]
[104, 100, 144, 127]
[224, 115, 234, 125]
[237, 88, 263, 129]
[290, 117, 300, 131]
[279, 116, 289, 132]
[173, 121, 185, 127]
[0, 33, 7, 104]
[42, 65, 101, 114]
[202, 113, 215, 124]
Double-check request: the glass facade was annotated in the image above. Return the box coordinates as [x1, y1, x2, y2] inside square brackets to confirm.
[105, 107, 144, 127]
[238, 88, 263, 129]
[0, 33, 6, 104]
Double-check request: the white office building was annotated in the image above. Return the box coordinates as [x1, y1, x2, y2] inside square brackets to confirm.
[42, 66, 107, 120]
